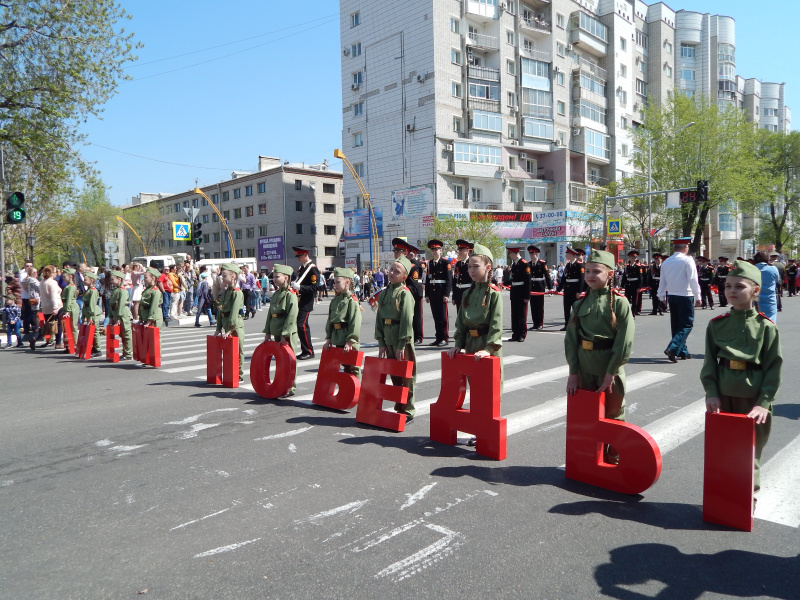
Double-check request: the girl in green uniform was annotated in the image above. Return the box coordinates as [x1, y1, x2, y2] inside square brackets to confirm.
[59, 268, 80, 353]
[138, 268, 164, 328]
[376, 256, 416, 421]
[215, 263, 245, 382]
[109, 270, 133, 360]
[322, 267, 363, 378]
[263, 265, 299, 396]
[565, 249, 635, 464]
[80, 270, 102, 357]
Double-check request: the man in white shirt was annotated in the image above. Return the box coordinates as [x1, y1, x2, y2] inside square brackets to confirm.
[657, 237, 702, 362]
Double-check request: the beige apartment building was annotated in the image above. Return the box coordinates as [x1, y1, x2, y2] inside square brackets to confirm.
[121, 156, 345, 272]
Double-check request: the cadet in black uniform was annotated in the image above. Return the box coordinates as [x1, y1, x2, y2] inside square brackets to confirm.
[713, 256, 731, 306]
[425, 239, 452, 346]
[621, 250, 643, 317]
[392, 238, 425, 344]
[291, 246, 321, 359]
[697, 256, 715, 309]
[647, 253, 665, 315]
[506, 245, 531, 342]
[527, 245, 552, 330]
[451, 239, 474, 312]
[558, 247, 586, 330]
[786, 258, 798, 296]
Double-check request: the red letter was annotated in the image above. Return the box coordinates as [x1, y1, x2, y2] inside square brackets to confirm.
[105, 324, 120, 363]
[565, 389, 662, 494]
[355, 356, 414, 432]
[312, 346, 364, 410]
[251, 341, 296, 399]
[206, 335, 240, 388]
[132, 323, 160, 367]
[430, 353, 507, 460]
[61, 315, 76, 354]
[703, 412, 754, 531]
[76, 322, 95, 360]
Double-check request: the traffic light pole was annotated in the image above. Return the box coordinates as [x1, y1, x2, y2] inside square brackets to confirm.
[602, 186, 697, 247]
[0, 146, 5, 302]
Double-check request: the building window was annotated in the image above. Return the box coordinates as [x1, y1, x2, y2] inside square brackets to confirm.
[507, 59, 516, 75]
[233, 208, 242, 219]
[351, 42, 361, 56]
[451, 48, 462, 65]
[350, 11, 360, 27]
[574, 12, 608, 42]
[453, 115, 463, 133]
[576, 99, 606, 125]
[639, 59, 646, 74]
[213, 232, 220, 242]
[295, 179, 302, 190]
[201, 198, 208, 206]
[619, 64, 627, 78]
[680, 44, 695, 58]
[203, 234, 210, 243]
[471, 110, 503, 132]
[680, 69, 695, 81]
[509, 155, 518, 170]
[635, 30, 648, 50]
[222, 191, 229, 202]
[618, 89, 628, 104]
[355, 195, 365, 208]
[635, 78, 647, 97]
[354, 163, 365, 177]
[453, 184, 464, 200]
[353, 132, 364, 147]
[192, 198, 198, 208]
[245, 227, 254, 238]
[664, 41, 672, 54]
[324, 225, 336, 236]
[526, 159, 537, 174]
[212, 193, 219, 203]
[245, 185, 253, 196]
[620, 116, 628, 129]
[352, 71, 362, 86]
[508, 123, 516, 139]
[257, 203, 266, 215]
[621, 144, 629, 157]
[469, 80, 500, 100]
[168, 239, 173, 247]
[619, 37, 626, 52]
[506, 30, 514, 45]
[523, 118, 553, 139]
[324, 247, 337, 257]
[507, 91, 516, 107]
[259, 226, 269, 236]
[257, 182, 265, 194]
[556, 42, 565, 57]
[353, 102, 364, 117]
[556, 72, 565, 86]
[233, 188, 241, 199]
[182, 201, 189, 208]
[213, 252, 220, 259]
[323, 203, 336, 213]
[296, 223, 304, 234]
[556, 13, 565, 29]
[235, 250, 243, 258]
[454, 143, 501, 165]
[212, 214, 219, 223]
[246, 206, 254, 217]
[295, 201, 303, 211]
[558, 130, 567, 146]
[586, 129, 610, 159]
[764, 108, 778, 117]
[202, 214, 209, 224]
[452, 82, 462, 98]
[234, 229, 243, 240]
[470, 188, 482, 202]
[174, 202, 179, 212]
[246, 249, 255, 258]
[557, 100, 565, 116]
[665, 65, 672, 78]
[223, 210, 230, 220]
[450, 17, 460, 33]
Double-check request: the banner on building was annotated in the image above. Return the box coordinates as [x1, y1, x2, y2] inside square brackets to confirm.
[343, 208, 384, 240]
[390, 184, 435, 220]
[258, 236, 284, 262]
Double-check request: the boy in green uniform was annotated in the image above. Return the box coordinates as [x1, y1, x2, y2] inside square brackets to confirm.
[60, 268, 80, 353]
[323, 267, 363, 378]
[263, 264, 299, 396]
[701, 259, 782, 495]
[80, 270, 102, 357]
[565, 249, 635, 464]
[138, 267, 164, 328]
[215, 263, 245, 382]
[109, 270, 133, 360]
[376, 255, 417, 421]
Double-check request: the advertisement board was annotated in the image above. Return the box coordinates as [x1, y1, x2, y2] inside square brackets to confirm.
[258, 236, 284, 262]
[390, 184, 435, 220]
[343, 208, 384, 240]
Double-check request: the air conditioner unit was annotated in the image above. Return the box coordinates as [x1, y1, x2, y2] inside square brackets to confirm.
[498, 166, 506, 172]
[510, 140, 518, 145]
[343, 47, 351, 56]
[417, 74, 424, 82]
[633, 102, 640, 110]
[509, 107, 517, 115]
[566, 44, 573, 51]
[351, 84, 360, 90]
[501, 2, 508, 10]
[445, 144, 454, 152]
[553, 66, 560, 73]
[617, 85, 623, 92]
[573, 128, 581, 136]
[553, 139, 562, 146]
[519, 152, 527, 159]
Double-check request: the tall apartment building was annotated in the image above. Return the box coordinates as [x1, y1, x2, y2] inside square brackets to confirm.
[743, 79, 792, 134]
[340, 0, 675, 266]
[121, 156, 345, 271]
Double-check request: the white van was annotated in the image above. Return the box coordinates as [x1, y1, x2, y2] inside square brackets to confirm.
[195, 257, 258, 273]
[131, 255, 177, 271]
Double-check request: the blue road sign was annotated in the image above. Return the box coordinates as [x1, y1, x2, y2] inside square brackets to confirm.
[173, 221, 191, 241]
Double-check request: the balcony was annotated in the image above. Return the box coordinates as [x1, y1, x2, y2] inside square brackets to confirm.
[536, 168, 554, 180]
[570, 171, 586, 184]
[468, 64, 500, 81]
[520, 45, 552, 62]
[574, 56, 607, 82]
[469, 97, 501, 113]
[466, 0, 498, 22]
[522, 105, 553, 120]
[466, 32, 500, 51]
[570, 15, 608, 58]
[572, 86, 607, 108]
[520, 17, 551, 35]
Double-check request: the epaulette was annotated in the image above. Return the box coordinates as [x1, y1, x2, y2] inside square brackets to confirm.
[612, 288, 626, 297]
[520, 258, 528, 264]
[489, 283, 501, 292]
[402, 286, 410, 292]
[711, 313, 729, 322]
[757, 312, 775, 324]
[350, 293, 359, 303]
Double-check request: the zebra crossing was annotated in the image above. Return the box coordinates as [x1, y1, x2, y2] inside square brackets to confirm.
[140, 326, 800, 529]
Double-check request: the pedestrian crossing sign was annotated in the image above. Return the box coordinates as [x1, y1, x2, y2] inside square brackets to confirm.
[607, 218, 622, 236]
[172, 221, 191, 241]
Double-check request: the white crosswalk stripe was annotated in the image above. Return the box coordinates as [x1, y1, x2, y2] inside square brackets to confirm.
[755, 434, 800, 527]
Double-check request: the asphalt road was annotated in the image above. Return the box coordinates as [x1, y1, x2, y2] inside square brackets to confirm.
[2, 292, 799, 599]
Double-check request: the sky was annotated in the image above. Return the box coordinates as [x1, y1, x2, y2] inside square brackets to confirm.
[80, 0, 799, 207]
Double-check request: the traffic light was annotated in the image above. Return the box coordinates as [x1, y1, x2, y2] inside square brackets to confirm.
[5, 191, 25, 224]
[192, 221, 203, 245]
[679, 190, 697, 204]
[696, 180, 709, 203]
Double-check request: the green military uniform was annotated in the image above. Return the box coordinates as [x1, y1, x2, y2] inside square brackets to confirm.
[453, 244, 504, 389]
[565, 250, 635, 424]
[80, 272, 102, 353]
[60, 269, 80, 348]
[263, 264, 299, 394]
[216, 263, 245, 379]
[139, 270, 164, 328]
[325, 267, 363, 378]
[109, 270, 132, 358]
[375, 256, 417, 418]
[700, 260, 782, 492]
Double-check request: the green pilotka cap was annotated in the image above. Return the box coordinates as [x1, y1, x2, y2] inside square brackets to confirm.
[333, 267, 354, 279]
[146, 267, 161, 278]
[221, 262, 241, 275]
[273, 264, 293, 276]
[110, 270, 125, 279]
[63, 268, 76, 275]
[82, 270, 98, 281]
[729, 259, 762, 286]
[471, 243, 494, 262]
[394, 255, 412, 274]
[587, 249, 615, 269]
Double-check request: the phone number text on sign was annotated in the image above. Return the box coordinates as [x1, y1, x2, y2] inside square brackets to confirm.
[533, 226, 566, 237]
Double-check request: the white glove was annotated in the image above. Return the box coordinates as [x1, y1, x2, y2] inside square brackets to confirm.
[291, 282, 300, 290]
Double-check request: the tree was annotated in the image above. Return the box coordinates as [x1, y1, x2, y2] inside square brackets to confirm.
[754, 130, 800, 253]
[0, 1, 140, 186]
[120, 201, 167, 260]
[427, 214, 505, 263]
[67, 182, 117, 265]
[633, 94, 768, 253]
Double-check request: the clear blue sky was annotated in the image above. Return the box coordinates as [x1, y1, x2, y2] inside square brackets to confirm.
[81, 0, 798, 207]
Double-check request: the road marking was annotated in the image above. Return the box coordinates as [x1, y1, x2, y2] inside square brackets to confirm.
[170, 508, 231, 531]
[374, 523, 464, 582]
[177, 423, 219, 439]
[193, 537, 261, 558]
[756, 434, 800, 527]
[254, 426, 314, 441]
[166, 408, 239, 425]
[645, 398, 706, 454]
[288, 443, 297, 453]
[400, 482, 437, 510]
[295, 500, 369, 524]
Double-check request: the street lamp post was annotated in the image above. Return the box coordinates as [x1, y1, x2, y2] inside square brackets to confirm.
[646, 121, 695, 261]
[26, 235, 36, 264]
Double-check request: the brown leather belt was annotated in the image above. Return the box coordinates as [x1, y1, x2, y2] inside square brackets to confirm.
[332, 322, 346, 330]
[580, 337, 613, 351]
[384, 318, 399, 325]
[468, 326, 489, 337]
[720, 358, 760, 371]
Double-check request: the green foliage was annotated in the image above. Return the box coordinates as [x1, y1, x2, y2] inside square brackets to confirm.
[121, 201, 167, 259]
[427, 214, 505, 263]
[67, 182, 117, 265]
[754, 130, 800, 253]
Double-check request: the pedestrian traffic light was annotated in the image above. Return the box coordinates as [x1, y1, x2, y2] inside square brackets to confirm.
[679, 190, 697, 204]
[192, 221, 203, 245]
[696, 180, 709, 203]
[5, 191, 25, 224]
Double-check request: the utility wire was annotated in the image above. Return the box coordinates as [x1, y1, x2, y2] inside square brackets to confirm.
[88, 143, 243, 171]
